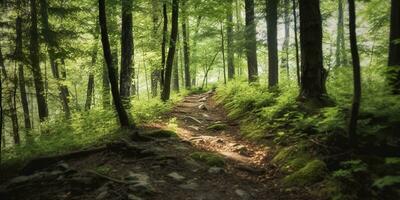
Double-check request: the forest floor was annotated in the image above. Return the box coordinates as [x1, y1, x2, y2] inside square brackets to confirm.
[0, 92, 315, 200]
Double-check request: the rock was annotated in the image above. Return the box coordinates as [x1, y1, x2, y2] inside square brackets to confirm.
[167, 172, 185, 181]
[128, 194, 144, 200]
[179, 180, 199, 190]
[188, 125, 200, 131]
[55, 162, 70, 171]
[235, 189, 252, 200]
[190, 152, 225, 167]
[8, 176, 31, 186]
[282, 159, 327, 187]
[126, 172, 155, 195]
[208, 167, 224, 174]
[199, 97, 207, 102]
[198, 104, 207, 110]
[96, 191, 109, 200]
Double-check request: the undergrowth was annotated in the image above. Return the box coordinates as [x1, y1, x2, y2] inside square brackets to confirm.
[0, 94, 183, 168]
[215, 67, 400, 199]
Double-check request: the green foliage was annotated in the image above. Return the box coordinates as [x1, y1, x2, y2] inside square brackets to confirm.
[207, 123, 227, 131]
[282, 159, 327, 187]
[373, 176, 400, 189]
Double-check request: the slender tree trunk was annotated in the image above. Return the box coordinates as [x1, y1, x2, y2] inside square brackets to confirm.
[16, 0, 31, 129]
[244, 0, 258, 83]
[173, 51, 180, 92]
[39, 0, 70, 118]
[347, 0, 361, 145]
[102, 62, 111, 108]
[85, 36, 98, 110]
[181, 0, 191, 89]
[99, 0, 131, 128]
[151, 0, 160, 97]
[120, 0, 134, 104]
[30, 0, 48, 121]
[227, 0, 235, 80]
[161, 0, 179, 102]
[292, 0, 300, 86]
[282, 0, 290, 78]
[335, 0, 346, 67]
[266, 0, 279, 88]
[191, 16, 202, 86]
[298, 0, 328, 105]
[388, 0, 400, 94]
[160, 3, 168, 91]
[221, 23, 227, 84]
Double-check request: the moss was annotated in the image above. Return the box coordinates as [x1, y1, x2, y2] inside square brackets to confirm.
[190, 152, 225, 167]
[146, 129, 177, 138]
[207, 123, 227, 131]
[282, 159, 327, 187]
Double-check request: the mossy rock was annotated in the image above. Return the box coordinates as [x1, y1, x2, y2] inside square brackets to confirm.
[271, 144, 312, 173]
[190, 152, 225, 167]
[207, 123, 227, 131]
[146, 129, 177, 138]
[282, 159, 327, 187]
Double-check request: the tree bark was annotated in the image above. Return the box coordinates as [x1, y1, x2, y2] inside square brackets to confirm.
[298, 0, 328, 104]
[181, 0, 191, 89]
[16, 0, 31, 129]
[292, 0, 300, 86]
[30, 0, 48, 121]
[227, 0, 235, 80]
[151, 0, 160, 97]
[221, 23, 227, 84]
[244, 0, 258, 83]
[161, 0, 179, 102]
[160, 3, 168, 91]
[282, 0, 290, 78]
[335, 0, 347, 67]
[85, 33, 98, 111]
[388, 0, 400, 94]
[347, 0, 361, 145]
[266, 0, 279, 88]
[99, 0, 131, 128]
[39, 0, 70, 118]
[120, 0, 134, 103]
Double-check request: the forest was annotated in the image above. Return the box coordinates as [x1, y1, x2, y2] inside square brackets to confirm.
[0, 0, 399, 199]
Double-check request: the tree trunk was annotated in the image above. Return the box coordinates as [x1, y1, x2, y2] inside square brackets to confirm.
[102, 62, 111, 108]
[227, 0, 235, 80]
[282, 0, 290, 78]
[221, 23, 227, 84]
[347, 0, 361, 145]
[85, 34, 98, 110]
[298, 0, 328, 104]
[99, 0, 131, 128]
[120, 0, 134, 103]
[161, 0, 179, 102]
[16, 0, 31, 129]
[191, 16, 202, 86]
[292, 0, 300, 86]
[30, 0, 48, 121]
[151, 0, 160, 97]
[182, 0, 191, 89]
[39, 0, 70, 118]
[244, 0, 258, 83]
[160, 3, 168, 91]
[266, 0, 279, 88]
[173, 51, 180, 92]
[388, 0, 400, 94]
[335, 0, 347, 67]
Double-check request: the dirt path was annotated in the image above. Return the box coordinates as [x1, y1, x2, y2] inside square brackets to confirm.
[1, 92, 313, 200]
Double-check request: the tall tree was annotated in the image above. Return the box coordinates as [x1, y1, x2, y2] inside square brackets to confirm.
[244, 0, 258, 83]
[226, 0, 235, 80]
[30, 0, 48, 121]
[335, 0, 347, 67]
[161, 0, 179, 102]
[160, 3, 168, 91]
[151, 0, 160, 97]
[85, 29, 99, 111]
[16, 0, 31, 129]
[181, 0, 191, 89]
[282, 0, 290, 78]
[266, 0, 279, 88]
[347, 0, 361, 145]
[120, 0, 134, 103]
[39, 0, 71, 118]
[99, 0, 131, 128]
[292, 0, 300, 85]
[298, 0, 328, 104]
[388, 0, 400, 94]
